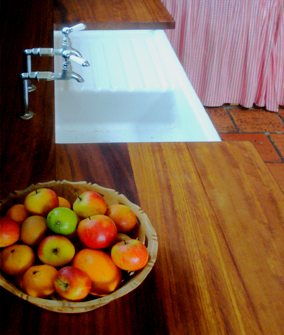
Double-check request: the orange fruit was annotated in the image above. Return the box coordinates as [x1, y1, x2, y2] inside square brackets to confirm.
[5, 204, 29, 225]
[22, 264, 57, 298]
[20, 215, 48, 246]
[72, 249, 122, 296]
[58, 196, 71, 209]
[0, 217, 20, 247]
[0, 244, 35, 275]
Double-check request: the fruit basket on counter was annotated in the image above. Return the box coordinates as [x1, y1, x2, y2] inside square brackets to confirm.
[0, 180, 158, 313]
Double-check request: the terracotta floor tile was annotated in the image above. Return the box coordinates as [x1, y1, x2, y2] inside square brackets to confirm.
[220, 133, 282, 162]
[269, 134, 284, 159]
[205, 107, 236, 132]
[228, 108, 284, 133]
[266, 163, 284, 193]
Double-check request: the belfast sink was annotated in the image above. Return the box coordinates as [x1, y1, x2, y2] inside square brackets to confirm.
[54, 30, 220, 143]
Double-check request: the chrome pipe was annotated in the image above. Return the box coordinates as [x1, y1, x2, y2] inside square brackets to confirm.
[20, 23, 89, 119]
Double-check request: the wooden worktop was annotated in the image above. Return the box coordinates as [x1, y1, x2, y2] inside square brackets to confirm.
[1, 0, 174, 200]
[1, 2, 284, 334]
[54, 0, 175, 30]
[1, 141, 284, 334]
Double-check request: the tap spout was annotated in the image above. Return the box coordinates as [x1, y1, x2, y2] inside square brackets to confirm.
[19, 22, 89, 119]
[50, 70, 84, 83]
[70, 72, 84, 83]
[19, 68, 84, 120]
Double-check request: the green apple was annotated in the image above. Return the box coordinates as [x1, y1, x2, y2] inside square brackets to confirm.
[46, 207, 78, 235]
[37, 235, 75, 267]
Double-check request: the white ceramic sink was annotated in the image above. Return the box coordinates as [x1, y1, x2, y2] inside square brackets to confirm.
[54, 30, 220, 143]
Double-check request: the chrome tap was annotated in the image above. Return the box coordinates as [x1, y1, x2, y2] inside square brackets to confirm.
[20, 23, 90, 119]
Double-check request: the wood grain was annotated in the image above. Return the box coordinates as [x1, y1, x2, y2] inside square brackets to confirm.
[54, 0, 175, 30]
[188, 141, 284, 334]
[1, 142, 284, 334]
[128, 142, 284, 334]
[55, 143, 139, 205]
[4, 0, 282, 334]
[1, 0, 55, 199]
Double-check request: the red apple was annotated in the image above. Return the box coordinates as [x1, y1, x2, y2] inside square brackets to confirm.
[111, 239, 148, 271]
[77, 215, 117, 249]
[106, 204, 137, 233]
[37, 235, 75, 267]
[0, 217, 20, 248]
[73, 191, 107, 218]
[54, 266, 92, 301]
[24, 188, 59, 216]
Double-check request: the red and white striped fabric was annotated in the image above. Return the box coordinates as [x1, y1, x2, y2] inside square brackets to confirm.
[162, 0, 284, 112]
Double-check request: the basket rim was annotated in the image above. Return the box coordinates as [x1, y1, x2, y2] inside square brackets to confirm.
[0, 180, 158, 313]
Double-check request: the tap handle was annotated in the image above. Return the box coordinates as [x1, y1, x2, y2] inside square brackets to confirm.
[69, 54, 90, 67]
[62, 23, 86, 36]
[70, 23, 86, 32]
[63, 51, 90, 67]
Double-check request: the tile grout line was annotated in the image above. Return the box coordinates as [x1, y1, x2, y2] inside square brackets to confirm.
[205, 105, 283, 191]
[278, 113, 284, 123]
[224, 106, 239, 133]
[267, 134, 284, 163]
[206, 106, 284, 165]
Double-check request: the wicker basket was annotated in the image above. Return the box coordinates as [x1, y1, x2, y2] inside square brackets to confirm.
[0, 180, 158, 313]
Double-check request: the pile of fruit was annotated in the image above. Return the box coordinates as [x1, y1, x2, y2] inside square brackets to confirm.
[0, 188, 149, 301]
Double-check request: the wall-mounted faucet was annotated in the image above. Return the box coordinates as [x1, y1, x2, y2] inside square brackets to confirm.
[20, 23, 90, 119]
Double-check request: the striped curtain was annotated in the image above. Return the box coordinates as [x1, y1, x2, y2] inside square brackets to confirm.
[162, 0, 284, 112]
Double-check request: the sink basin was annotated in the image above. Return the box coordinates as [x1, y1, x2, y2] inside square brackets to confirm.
[54, 30, 220, 143]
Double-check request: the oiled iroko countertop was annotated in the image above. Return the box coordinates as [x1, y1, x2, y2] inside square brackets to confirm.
[1, 3, 283, 333]
[54, 0, 175, 30]
[1, 141, 284, 335]
[0, 0, 173, 199]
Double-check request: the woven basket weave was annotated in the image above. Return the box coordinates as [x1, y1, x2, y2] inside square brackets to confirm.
[0, 180, 158, 313]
